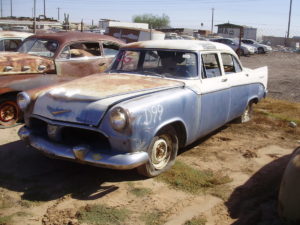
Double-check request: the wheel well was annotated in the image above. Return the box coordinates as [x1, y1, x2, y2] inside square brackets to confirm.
[158, 121, 187, 148]
[0, 91, 20, 102]
[249, 98, 258, 104]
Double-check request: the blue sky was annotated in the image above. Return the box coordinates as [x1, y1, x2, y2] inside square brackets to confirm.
[1, 0, 299, 37]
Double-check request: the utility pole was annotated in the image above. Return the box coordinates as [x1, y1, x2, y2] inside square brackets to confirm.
[10, 0, 12, 17]
[287, 0, 293, 39]
[33, 0, 36, 33]
[57, 7, 60, 21]
[43, 0, 46, 18]
[211, 8, 215, 34]
[1, 0, 3, 18]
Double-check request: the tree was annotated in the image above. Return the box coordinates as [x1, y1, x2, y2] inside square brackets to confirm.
[133, 14, 170, 29]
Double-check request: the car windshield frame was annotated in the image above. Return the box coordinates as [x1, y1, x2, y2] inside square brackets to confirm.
[18, 38, 59, 58]
[110, 49, 199, 79]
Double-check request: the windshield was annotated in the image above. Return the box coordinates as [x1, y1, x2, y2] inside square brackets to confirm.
[18, 38, 58, 57]
[110, 50, 198, 78]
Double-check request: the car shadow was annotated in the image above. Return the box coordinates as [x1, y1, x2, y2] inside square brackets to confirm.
[225, 149, 298, 225]
[0, 140, 144, 202]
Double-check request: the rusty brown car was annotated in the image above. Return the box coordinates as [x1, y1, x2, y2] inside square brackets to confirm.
[0, 31, 124, 127]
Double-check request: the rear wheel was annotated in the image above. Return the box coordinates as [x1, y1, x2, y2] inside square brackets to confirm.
[137, 126, 178, 177]
[236, 101, 253, 123]
[236, 48, 244, 56]
[258, 47, 265, 54]
[0, 98, 21, 127]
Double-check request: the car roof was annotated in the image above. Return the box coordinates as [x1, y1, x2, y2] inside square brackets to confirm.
[123, 40, 234, 52]
[27, 31, 124, 45]
[0, 31, 32, 39]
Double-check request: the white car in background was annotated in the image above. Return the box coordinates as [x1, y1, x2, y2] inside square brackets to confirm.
[242, 39, 272, 54]
[211, 38, 256, 56]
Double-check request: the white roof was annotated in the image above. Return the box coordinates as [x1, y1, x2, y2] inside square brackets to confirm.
[124, 40, 234, 52]
[0, 31, 32, 39]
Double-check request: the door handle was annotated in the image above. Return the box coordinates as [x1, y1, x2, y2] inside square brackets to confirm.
[38, 65, 46, 71]
[245, 74, 249, 77]
[4, 66, 13, 72]
[221, 78, 228, 82]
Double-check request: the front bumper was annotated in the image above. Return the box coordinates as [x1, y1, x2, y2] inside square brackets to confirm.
[18, 126, 149, 170]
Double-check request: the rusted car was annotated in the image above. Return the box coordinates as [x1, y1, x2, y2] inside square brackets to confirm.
[0, 31, 124, 127]
[0, 31, 32, 52]
[18, 40, 268, 177]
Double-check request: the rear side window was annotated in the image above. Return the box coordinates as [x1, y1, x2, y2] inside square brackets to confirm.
[201, 53, 221, 79]
[59, 42, 101, 59]
[221, 53, 242, 74]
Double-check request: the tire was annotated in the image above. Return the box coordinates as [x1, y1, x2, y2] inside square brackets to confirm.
[236, 48, 244, 56]
[258, 47, 265, 54]
[0, 98, 21, 127]
[236, 101, 253, 123]
[278, 147, 300, 224]
[137, 126, 178, 177]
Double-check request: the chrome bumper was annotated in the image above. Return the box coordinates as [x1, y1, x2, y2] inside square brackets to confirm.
[18, 126, 149, 170]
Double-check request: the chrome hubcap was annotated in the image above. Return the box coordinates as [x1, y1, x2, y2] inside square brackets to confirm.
[151, 137, 171, 170]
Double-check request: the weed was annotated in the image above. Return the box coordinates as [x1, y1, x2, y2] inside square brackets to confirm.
[184, 215, 207, 225]
[19, 199, 42, 208]
[128, 183, 152, 197]
[77, 204, 129, 225]
[0, 195, 16, 209]
[156, 161, 232, 194]
[140, 210, 166, 225]
[0, 215, 13, 225]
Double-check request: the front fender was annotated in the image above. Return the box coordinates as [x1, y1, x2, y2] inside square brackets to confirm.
[99, 87, 199, 153]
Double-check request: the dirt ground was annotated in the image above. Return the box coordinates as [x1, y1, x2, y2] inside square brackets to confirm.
[0, 52, 299, 225]
[241, 51, 300, 102]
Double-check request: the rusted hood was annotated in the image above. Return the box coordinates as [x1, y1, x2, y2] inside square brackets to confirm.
[33, 73, 184, 125]
[0, 52, 55, 75]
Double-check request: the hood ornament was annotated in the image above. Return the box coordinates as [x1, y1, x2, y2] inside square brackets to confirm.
[47, 106, 71, 116]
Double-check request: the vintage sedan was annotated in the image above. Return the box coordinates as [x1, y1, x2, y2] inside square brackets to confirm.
[0, 31, 124, 127]
[18, 40, 268, 177]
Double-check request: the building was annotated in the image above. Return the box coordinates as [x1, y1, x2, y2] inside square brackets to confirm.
[216, 23, 257, 40]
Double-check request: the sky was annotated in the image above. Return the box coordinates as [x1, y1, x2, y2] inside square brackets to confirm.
[1, 0, 299, 37]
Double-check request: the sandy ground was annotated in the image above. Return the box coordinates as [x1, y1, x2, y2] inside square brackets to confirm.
[240, 52, 300, 102]
[0, 52, 299, 225]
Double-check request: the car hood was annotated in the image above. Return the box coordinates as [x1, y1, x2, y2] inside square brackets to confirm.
[33, 73, 185, 126]
[0, 52, 55, 75]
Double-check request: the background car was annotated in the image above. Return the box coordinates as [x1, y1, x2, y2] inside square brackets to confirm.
[211, 37, 256, 56]
[0, 31, 32, 52]
[0, 31, 124, 127]
[242, 39, 272, 54]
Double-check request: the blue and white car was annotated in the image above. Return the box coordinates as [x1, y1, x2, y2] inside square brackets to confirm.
[18, 40, 268, 177]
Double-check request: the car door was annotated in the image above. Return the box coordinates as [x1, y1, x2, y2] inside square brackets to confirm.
[220, 53, 249, 120]
[55, 41, 108, 77]
[198, 52, 230, 136]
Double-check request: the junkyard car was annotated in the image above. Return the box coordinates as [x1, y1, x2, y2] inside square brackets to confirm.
[0, 31, 32, 51]
[18, 40, 268, 177]
[241, 39, 272, 54]
[0, 31, 124, 127]
[211, 38, 256, 55]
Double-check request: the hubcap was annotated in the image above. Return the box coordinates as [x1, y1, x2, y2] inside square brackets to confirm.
[0, 103, 17, 122]
[151, 136, 171, 170]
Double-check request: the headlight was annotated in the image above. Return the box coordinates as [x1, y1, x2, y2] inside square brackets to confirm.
[110, 107, 128, 132]
[17, 92, 31, 111]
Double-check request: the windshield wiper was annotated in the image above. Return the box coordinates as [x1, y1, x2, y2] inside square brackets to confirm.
[142, 70, 165, 78]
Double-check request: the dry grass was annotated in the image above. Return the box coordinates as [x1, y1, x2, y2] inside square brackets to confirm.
[183, 215, 207, 225]
[77, 204, 130, 225]
[156, 161, 232, 194]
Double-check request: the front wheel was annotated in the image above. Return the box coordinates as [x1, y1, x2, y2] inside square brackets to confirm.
[0, 98, 21, 127]
[137, 126, 178, 177]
